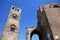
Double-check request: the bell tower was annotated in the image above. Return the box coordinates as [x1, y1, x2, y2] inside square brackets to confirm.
[1, 6, 21, 40]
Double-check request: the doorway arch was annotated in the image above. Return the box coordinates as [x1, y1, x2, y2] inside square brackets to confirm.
[30, 29, 42, 40]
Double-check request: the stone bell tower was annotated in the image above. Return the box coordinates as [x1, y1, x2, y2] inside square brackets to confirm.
[1, 6, 21, 40]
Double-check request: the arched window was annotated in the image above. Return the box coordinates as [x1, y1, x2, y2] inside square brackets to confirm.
[32, 34, 39, 40]
[12, 14, 18, 20]
[17, 9, 19, 11]
[47, 33, 51, 40]
[12, 7, 14, 9]
[10, 24, 16, 32]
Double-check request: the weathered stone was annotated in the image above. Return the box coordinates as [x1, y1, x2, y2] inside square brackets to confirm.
[1, 6, 21, 40]
[26, 4, 60, 40]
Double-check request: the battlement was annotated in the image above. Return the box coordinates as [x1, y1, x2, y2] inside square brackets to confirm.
[40, 4, 60, 9]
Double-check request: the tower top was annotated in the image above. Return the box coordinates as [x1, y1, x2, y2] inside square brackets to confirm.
[8, 6, 21, 21]
[39, 4, 60, 9]
[10, 5, 21, 14]
[38, 4, 60, 12]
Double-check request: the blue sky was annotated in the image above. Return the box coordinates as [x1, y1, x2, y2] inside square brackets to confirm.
[0, 0, 60, 40]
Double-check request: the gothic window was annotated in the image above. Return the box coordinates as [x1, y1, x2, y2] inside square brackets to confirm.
[12, 14, 18, 20]
[10, 24, 16, 32]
